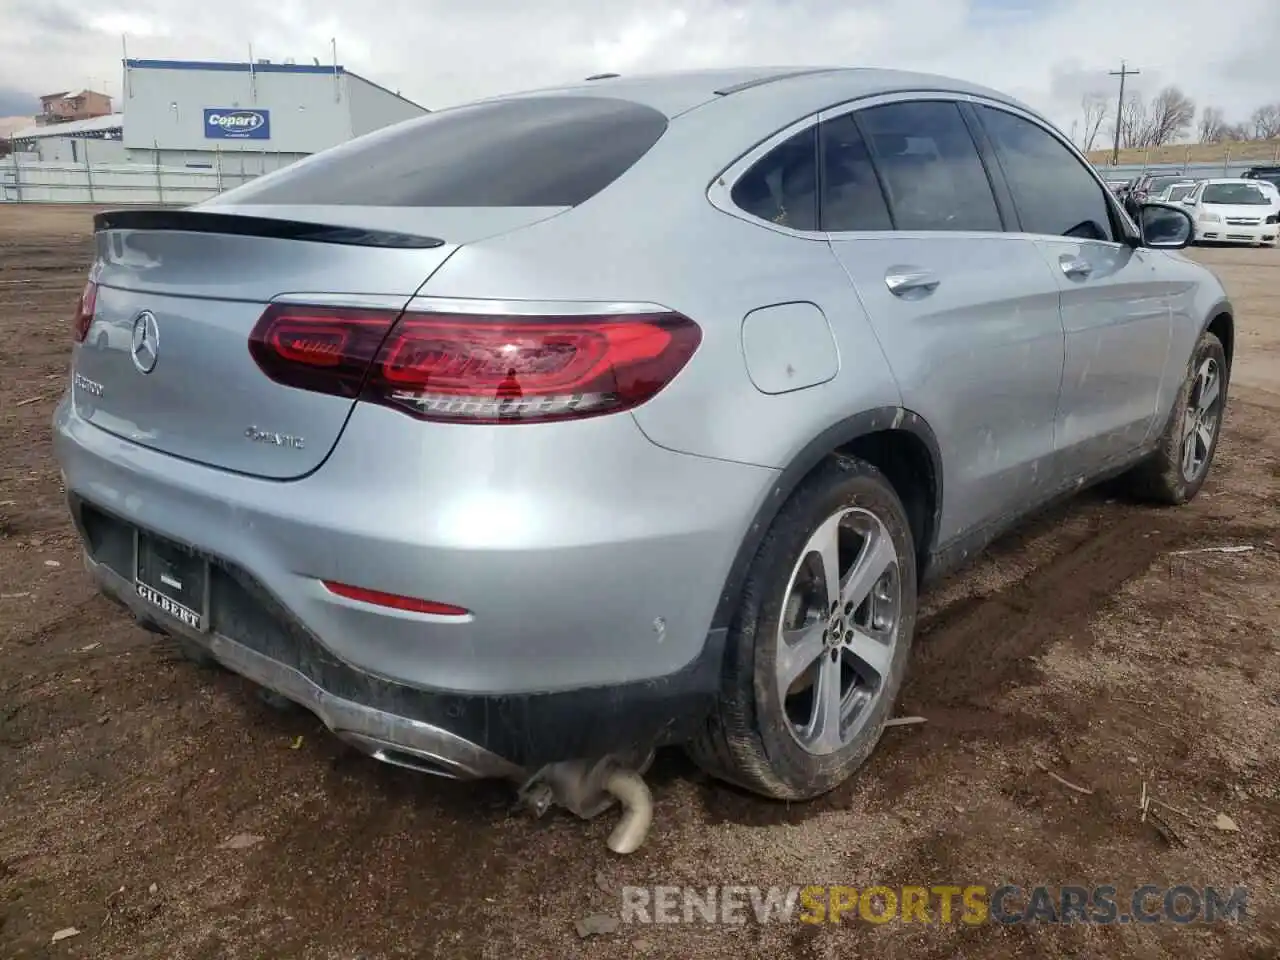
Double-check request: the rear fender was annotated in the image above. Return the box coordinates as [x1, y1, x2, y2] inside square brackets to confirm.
[709, 406, 943, 631]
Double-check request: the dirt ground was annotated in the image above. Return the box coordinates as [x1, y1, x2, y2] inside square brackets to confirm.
[1, 204, 1278, 960]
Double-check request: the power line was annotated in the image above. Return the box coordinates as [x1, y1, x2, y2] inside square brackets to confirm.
[1109, 60, 1140, 164]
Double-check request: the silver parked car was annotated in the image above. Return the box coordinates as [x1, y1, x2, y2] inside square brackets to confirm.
[55, 67, 1231, 831]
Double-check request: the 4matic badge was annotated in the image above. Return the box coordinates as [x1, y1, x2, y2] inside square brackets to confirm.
[73, 372, 104, 397]
[245, 426, 305, 450]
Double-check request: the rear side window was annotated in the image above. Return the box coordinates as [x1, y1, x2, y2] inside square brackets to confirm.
[730, 126, 819, 230]
[855, 101, 1002, 232]
[221, 96, 669, 207]
[817, 113, 894, 231]
[976, 105, 1114, 241]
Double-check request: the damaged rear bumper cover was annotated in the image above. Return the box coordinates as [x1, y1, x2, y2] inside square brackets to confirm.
[81, 544, 727, 780]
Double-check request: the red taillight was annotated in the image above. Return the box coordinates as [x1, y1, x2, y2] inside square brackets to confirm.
[72, 280, 99, 343]
[248, 303, 701, 424]
[248, 304, 399, 398]
[322, 580, 470, 617]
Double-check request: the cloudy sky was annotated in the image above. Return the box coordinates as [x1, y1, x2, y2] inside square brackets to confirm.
[2, 0, 1278, 139]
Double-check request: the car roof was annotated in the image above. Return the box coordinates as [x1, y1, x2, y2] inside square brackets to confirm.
[483, 65, 1037, 122]
[472, 66, 828, 116]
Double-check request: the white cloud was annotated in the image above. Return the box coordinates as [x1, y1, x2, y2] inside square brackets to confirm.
[1, 0, 1276, 137]
[87, 13, 167, 38]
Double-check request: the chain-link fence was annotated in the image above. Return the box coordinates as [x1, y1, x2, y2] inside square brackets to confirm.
[1091, 143, 1280, 180]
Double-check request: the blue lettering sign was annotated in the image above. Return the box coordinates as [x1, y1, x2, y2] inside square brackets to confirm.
[203, 108, 270, 140]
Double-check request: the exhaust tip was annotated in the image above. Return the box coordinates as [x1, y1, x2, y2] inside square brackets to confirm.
[335, 731, 485, 780]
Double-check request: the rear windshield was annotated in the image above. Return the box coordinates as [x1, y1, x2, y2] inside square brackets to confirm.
[1202, 183, 1270, 205]
[220, 96, 669, 207]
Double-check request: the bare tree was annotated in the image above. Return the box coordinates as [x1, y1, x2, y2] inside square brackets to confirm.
[1147, 86, 1196, 146]
[1250, 103, 1280, 140]
[1215, 122, 1251, 143]
[1198, 106, 1227, 143]
[1080, 93, 1108, 152]
[1117, 93, 1150, 148]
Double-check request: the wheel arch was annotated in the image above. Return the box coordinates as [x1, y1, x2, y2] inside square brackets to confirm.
[1203, 298, 1234, 377]
[709, 406, 944, 631]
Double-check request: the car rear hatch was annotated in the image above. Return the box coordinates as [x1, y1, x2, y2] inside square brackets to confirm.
[74, 95, 675, 480]
[76, 207, 549, 480]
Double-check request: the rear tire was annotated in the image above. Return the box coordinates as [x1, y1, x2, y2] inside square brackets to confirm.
[686, 456, 917, 800]
[1120, 330, 1227, 505]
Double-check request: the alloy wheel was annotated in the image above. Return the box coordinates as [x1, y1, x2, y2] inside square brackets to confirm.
[1181, 356, 1222, 483]
[775, 508, 902, 756]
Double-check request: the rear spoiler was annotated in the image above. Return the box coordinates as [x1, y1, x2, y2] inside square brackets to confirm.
[92, 208, 445, 250]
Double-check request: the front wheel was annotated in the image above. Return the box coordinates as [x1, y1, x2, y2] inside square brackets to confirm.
[686, 456, 917, 800]
[1120, 329, 1227, 505]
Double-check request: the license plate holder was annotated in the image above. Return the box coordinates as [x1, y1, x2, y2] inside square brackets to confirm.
[135, 531, 208, 632]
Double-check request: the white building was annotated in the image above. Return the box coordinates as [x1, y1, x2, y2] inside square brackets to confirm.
[10, 57, 427, 176]
[9, 113, 126, 164]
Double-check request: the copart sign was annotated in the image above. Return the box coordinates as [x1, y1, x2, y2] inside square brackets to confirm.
[203, 108, 271, 140]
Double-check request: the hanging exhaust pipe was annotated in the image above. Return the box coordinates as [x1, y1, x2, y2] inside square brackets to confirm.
[603, 768, 653, 855]
[518, 750, 656, 853]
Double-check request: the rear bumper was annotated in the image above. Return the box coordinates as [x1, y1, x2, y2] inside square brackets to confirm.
[54, 395, 775, 770]
[80, 537, 726, 774]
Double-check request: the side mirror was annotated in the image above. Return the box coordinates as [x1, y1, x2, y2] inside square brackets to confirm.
[1139, 201, 1194, 249]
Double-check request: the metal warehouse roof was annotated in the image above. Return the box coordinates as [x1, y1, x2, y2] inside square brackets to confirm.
[9, 113, 124, 141]
[120, 59, 427, 110]
[124, 57, 347, 75]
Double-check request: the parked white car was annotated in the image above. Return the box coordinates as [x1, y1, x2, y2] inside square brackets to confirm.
[1252, 177, 1280, 214]
[1181, 178, 1279, 246]
[1154, 180, 1198, 203]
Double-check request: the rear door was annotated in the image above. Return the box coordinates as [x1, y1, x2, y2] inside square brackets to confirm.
[972, 103, 1172, 472]
[821, 98, 1066, 545]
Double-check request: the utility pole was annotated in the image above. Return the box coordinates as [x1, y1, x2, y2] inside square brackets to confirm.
[1110, 60, 1140, 165]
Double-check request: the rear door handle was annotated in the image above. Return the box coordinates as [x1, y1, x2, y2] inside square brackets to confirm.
[884, 268, 941, 297]
[1059, 255, 1093, 279]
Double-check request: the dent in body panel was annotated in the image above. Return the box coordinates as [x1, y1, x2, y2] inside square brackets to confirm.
[827, 234, 1065, 545]
[740, 301, 839, 395]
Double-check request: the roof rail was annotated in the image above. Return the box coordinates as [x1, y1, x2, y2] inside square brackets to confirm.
[713, 67, 843, 97]
[585, 73, 621, 81]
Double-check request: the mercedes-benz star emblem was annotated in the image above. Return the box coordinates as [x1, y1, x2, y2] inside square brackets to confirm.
[130, 310, 160, 374]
